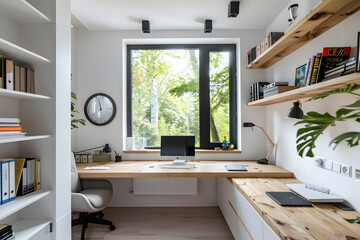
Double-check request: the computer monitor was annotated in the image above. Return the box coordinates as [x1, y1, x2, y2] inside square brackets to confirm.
[161, 136, 195, 160]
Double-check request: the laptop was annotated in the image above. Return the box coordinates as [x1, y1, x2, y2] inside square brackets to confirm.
[224, 164, 247, 171]
[266, 192, 312, 206]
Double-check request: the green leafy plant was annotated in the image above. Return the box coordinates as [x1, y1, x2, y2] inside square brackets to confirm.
[295, 84, 360, 157]
[344, 216, 360, 224]
[71, 91, 86, 129]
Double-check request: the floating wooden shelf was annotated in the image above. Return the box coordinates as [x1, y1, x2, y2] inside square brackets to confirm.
[0, 135, 51, 144]
[11, 219, 52, 240]
[0, 88, 51, 100]
[247, 0, 360, 69]
[0, 0, 50, 24]
[0, 38, 51, 65]
[248, 72, 360, 106]
[0, 190, 51, 220]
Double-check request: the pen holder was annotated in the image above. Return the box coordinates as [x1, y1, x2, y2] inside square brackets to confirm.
[115, 155, 122, 162]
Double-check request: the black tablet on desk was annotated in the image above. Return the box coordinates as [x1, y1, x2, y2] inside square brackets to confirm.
[266, 192, 312, 206]
[224, 164, 247, 171]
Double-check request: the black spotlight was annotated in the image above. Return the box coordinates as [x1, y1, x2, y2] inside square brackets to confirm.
[228, 1, 240, 18]
[287, 100, 304, 119]
[204, 20, 212, 33]
[142, 20, 150, 33]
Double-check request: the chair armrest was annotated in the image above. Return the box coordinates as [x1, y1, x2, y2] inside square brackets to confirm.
[71, 193, 99, 212]
[80, 179, 113, 191]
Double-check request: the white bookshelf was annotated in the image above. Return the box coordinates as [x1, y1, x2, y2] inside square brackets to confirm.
[12, 219, 52, 240]
[0, 88, 51, 100]
[0, 38, 51, 64]
[0, 135, 51, 144]
[0, 190, 51, 220]
[0, 0, 50, 24]
[0, 0, 71, 239]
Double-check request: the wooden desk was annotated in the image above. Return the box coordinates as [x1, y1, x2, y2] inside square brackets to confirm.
[230, 178, 360, 240]
[76, 161, 294, 178]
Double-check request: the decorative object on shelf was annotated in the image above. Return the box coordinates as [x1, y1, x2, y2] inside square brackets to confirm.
[74, 143, 111, 154]
[295, 64, 307, 87]
[356, 32, 360, 72]
[243, 122, 274, 164]
[295, 84, 360, 157]
[84, 93, 116, 126]
[222, 136, 229, 150]
[288, 4, 299, 25]
[250, 81, 270, 101]
[287, 100, 304, 119]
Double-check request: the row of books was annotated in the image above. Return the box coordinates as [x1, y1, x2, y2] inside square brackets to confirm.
[324, 57, 356, 80]
[249, 82, 269, 102]
[0, 118, 27, 139]
[0, 158, 41, 205]
[74, 153, 111, 163]
[248, 32, 284, 65]
[0, 54, 35, 93]
[297, 47, 352, 88]
[0, 225, 14, 240]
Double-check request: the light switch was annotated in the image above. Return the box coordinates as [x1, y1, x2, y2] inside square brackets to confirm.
[333, 162, 341, 173]
[325, 159, 333, 170]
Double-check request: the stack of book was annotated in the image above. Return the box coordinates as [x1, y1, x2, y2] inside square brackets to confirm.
[250, 82, 270, 101]
[324, 57, 356, 80]
[0, 54, 35, 93]
[0, 118, 26, 139]
[247, 32, 284, 64]
[0, 224, 14, 240]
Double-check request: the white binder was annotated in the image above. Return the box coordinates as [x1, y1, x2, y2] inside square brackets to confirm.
[0, 160, 10, 204]
[9, 159, 15, 201]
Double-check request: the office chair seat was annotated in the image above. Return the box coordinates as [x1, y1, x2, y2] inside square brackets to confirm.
[79, 189, 112, 208]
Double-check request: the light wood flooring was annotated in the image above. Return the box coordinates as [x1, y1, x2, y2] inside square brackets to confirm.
[72, 207, 234, 240]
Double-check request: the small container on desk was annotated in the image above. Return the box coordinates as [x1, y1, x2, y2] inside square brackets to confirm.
[115, 155, 122, 162]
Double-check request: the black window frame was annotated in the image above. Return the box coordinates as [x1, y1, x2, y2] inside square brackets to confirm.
[127, 44, 237, 149]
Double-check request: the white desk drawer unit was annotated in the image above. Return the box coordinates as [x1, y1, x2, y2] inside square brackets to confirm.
[218, 178, 280, 240]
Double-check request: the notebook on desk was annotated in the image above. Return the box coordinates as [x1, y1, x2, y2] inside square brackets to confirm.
[224, 164, 247, 171]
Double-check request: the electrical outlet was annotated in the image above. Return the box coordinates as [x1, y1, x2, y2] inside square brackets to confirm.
[333, 162, 341, 173]
[340, 164, 351, 177]
[314, 156, 326, 167]
[324, 159, 333, 170]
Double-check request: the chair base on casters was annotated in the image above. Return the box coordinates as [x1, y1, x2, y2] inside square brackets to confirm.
[72, 211, 115, 240]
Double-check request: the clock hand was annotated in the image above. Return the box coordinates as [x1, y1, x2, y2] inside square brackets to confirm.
[98, 100, 102, 111]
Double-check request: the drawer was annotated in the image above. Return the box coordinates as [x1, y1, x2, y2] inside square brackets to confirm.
[224, 178, 263, 240]
[262, 219, 280, 240]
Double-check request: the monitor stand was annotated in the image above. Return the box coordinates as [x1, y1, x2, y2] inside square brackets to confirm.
[173, 159, 186, 164]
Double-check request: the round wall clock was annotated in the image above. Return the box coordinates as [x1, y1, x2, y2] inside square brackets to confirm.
[84, 93, 116, 126]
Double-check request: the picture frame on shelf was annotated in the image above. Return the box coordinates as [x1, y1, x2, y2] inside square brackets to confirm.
[295, 64, 307, 87]
[356, 32, 360, 72]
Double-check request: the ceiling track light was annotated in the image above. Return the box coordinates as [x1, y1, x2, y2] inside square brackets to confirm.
[204, 20, 212, 33]
[228, 1, 240, 18]
[142, 20, 150, 33]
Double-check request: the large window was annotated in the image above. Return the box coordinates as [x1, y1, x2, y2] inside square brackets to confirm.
[127, 44, 236, 149]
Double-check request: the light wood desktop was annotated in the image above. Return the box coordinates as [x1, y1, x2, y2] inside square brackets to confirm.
[76, 160, 293, 178]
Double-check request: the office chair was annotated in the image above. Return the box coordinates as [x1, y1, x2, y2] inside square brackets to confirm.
[71, 153, 115, 240]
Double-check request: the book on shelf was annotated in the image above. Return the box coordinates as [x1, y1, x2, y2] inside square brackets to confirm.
[310, 53, 322, 85]
[304, 56, 315, 87]
[249, 82, 270, 101]
[0, 225, 13, 240]
[0, 118, 21, 124]
[0, 55, 2, 89]
[316, 47, 351, 83]
[4, 59, 14, 91]
[14, 65, 21, 92]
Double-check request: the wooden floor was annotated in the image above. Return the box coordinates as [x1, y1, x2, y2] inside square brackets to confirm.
[72, 207, 235, 240]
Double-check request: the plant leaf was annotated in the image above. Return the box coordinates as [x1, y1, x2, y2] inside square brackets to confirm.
[308, 84, 360, 101]
[344, 218, 360, 224]
[329, 132, 360, 149]
[344, 100, 360, 108]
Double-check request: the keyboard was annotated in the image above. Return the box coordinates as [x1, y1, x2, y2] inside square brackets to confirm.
[84, 166, 109, 170]
[160, 164, 191, 169]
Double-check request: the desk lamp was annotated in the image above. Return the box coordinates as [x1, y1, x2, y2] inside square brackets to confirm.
[243, 122, 274, 165]
[74, 143, 111, 154]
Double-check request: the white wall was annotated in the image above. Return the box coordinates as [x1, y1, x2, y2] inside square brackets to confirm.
[72, 29, 269, 206]
[265, 10, 360, 210]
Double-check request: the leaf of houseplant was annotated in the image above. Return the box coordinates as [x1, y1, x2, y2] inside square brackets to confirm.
[329, 132, 360, 149]
[308, 84, 360, 101]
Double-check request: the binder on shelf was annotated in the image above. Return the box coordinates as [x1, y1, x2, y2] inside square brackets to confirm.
[8, 159, 15, 201]
[26, 159, 35, 193]
[20, 66, 26, 92]
[14, 158, 26, 196]
[14, 65, 21, 91]
[4, 59, 14, 91]
[26, 68, 35, 94]
[36, 159, 40, 190]
[0, 54, 3, 88]
[0, 159, 10, 204]
[17, 158, 28, 196]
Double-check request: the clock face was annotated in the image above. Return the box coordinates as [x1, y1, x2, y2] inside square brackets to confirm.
[84, 93, 116, 126]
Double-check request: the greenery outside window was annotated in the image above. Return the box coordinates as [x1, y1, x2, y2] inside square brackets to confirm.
[127, 44, 237, 149]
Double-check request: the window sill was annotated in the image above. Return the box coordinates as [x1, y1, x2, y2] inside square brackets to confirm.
[122, 149, 241, 154]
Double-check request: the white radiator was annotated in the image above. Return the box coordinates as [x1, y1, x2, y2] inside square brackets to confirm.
[133, 178, 197, 195]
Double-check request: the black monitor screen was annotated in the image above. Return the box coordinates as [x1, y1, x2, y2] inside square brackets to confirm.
[160, 136, 195, 156]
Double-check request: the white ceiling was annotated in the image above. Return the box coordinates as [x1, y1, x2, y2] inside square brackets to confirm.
[71, 0, 291, 31]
